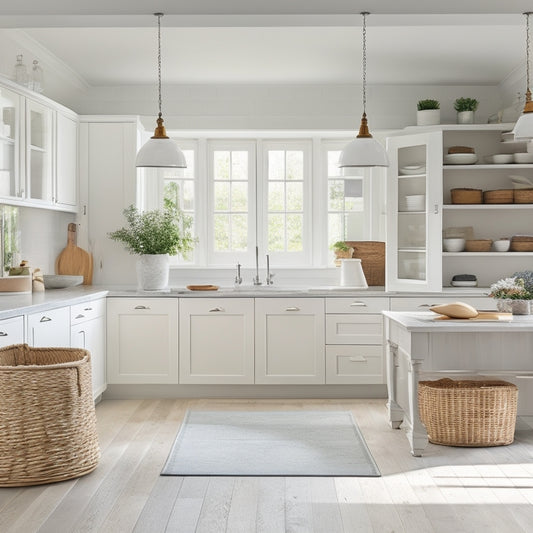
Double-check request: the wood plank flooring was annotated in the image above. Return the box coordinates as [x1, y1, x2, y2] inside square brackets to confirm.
[1, 398, 533, 533]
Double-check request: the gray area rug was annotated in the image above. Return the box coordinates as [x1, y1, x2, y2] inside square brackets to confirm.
[161, 410, 380, 477]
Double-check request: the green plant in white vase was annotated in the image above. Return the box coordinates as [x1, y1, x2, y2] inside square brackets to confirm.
[109, 204, 196, 290]
[416, 99, 440, 126]
[454, 97, 479, 124]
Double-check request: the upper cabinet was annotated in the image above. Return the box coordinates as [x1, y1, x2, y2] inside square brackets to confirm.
[0, 75, 78, 213]
[387, 124, 533, 291]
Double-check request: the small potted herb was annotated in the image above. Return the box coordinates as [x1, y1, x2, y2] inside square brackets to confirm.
[454, 97, 479, 124]
[416, 99, 440, 126]
[332, 241, 354, 266]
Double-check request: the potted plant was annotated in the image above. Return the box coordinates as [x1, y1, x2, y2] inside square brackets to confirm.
[109, 204, 196, 290]
[454, 97, 479, 124]
[416, 99, 440, 126]
[332, 241, 354, 266]
[488, 276, 532, 314]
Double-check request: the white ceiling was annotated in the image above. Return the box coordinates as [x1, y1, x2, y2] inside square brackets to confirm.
[1, 1, 531, 87]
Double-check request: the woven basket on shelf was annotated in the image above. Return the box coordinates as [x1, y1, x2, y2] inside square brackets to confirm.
[418, 378, 518, 447]
[0, 344, 100, 487]
[450, 188, 483, 204]
[510, 240, 533, 252]
[483, 189, 514, 204]
[464, 239, 492, 252]
[344, 241, 385, 286]
[514, 188, 533, 204]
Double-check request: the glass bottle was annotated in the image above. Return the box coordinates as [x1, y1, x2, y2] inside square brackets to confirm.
[31, 60, 44, 93]
[13, 55, 29, 87]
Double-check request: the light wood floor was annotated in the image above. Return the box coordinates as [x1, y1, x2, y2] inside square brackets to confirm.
[1, 398, 533, 533]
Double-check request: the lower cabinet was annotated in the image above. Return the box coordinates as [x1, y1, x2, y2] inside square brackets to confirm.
[0, 315, 24, 347]
[254, 298, 325, 384]
[70, 298, 106, 399]
[106, 298, 178, 384]
[179, 298, 254, 384]
[389, 295, 497, 312]
[26, 306, 70, 347]
[325, 297, 388, 384]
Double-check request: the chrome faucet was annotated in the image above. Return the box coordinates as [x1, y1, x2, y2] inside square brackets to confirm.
[253, 246, 262, 285]
[266, 254, 274, 285]
[234, 263, 242, 286]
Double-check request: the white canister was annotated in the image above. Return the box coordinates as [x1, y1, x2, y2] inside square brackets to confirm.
[340, 258, 368, 288]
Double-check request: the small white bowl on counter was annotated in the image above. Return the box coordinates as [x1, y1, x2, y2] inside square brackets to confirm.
[43, 275, 84, 289]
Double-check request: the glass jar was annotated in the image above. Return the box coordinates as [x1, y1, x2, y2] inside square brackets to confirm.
[13, 55, 29, 87]
[31, 60, 44, 93]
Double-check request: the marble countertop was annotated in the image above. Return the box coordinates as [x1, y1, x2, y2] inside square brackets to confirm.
[383, 310, 533, 332]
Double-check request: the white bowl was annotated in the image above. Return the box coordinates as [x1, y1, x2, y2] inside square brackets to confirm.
[493, 239, 511, 252]
[443, 238, 466, 252]
[513, 152, 533, 164]
[492, 154, 514, 164]
[444, 153, 478, 165]
[399, 164, 426, 176]
[43, 275, 84, 289]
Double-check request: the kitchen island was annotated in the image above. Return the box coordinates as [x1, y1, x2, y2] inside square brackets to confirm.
[383, 311, 533, 456]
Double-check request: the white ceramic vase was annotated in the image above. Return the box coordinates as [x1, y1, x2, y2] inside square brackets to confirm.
[416, 109, 440, 126]
[136, 254, 169, 291]
[496, 299, 531, 315]
[457, 111, 475, 124]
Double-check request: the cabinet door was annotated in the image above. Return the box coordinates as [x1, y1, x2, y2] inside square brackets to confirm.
[0, 315, 24, 347]
[26, 98, 53, 203]
[55, 112, 78, 209]
[0, 86, 22, 199]
[386, 131, 442, 291]
[179, 298, 254, 384]
[106, 298, 178, 384]
[26, 306, 70, 347]
[255, 298, 325, 384]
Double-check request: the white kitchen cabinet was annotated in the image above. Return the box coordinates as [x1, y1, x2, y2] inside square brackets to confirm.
[0, 85, 22, 200]
[387, 123, 533, 291]
[255, 298, 325, 384]
[325, 297, 387, 385]
[0, 315, 24, 347]
[26, 306, 70, 347]
[106, 298, 178, 384]
[70, 298, 106, 399]
[179, 298, 254, 384]
[389, 295, 497, 312]
[54, 111, 78, 210]
[386, 131, 443, 291]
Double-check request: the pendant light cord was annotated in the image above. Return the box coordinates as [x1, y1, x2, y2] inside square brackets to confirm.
[156, 13, 163, 119]
[361, 12, 367, 116]
[527, 13, 531, 94]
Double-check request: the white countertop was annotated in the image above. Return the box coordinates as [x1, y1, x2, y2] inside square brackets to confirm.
[383, 310, 533, 332]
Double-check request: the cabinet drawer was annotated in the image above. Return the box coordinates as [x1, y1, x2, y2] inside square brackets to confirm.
[0, 316, 24, 347]
[390, 296, 496, 312]
[71, 298, 106, 325]
[325, 345, 383, 384]
[326, 314, 383, 345]
[326, 297, 389, 314]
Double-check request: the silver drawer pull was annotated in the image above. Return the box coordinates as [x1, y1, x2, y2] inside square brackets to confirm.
[0, 332, 7, 337]
[75, 314, 85, 319]
[209, 307, 224, 312]
[40, 316, 51, 323]
[417, 304, 439, 308]
[84, 307, 93, 311]
[350, 301, 367, 307]
[134, 305, 150, 310]
[285, 307, 300, 311]
[349, 356, 367, 363]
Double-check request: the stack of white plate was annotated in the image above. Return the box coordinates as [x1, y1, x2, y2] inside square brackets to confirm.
[443, 153, 478, 165]
[404, 194, 426, 211]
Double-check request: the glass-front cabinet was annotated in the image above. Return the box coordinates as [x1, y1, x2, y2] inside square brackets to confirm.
[0, 86, 21, 199]
[26, 98, 53, 203]
[386, 131, 443, 291]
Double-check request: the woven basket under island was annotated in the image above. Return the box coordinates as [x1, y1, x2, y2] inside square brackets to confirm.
[0, 344, 100, 487]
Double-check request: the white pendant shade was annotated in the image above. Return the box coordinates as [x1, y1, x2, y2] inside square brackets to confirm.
[338, 136, 389, 168]
[512, 111, 533, 140]
[135, 137, 187, 168]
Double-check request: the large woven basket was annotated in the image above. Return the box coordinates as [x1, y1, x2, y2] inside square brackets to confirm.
[418, 378, 518, 447]
[450, 188, 482, 204]
[345, 241, 385, 286]
[0, 344, 100, 487]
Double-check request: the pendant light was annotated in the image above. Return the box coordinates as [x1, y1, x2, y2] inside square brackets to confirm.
[513, 12, 533, 140]
[136, 13, 186, 168]
[339, 12, 388, 168]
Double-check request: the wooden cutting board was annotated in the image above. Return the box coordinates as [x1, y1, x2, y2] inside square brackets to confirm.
[56, 223, 93, 285]
[433, 311, 513, 322]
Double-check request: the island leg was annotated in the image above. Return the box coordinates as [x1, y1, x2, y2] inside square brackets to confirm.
[406, 359, 428, 456]
[386, 340, 404, 429]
